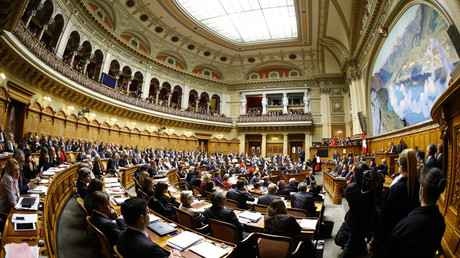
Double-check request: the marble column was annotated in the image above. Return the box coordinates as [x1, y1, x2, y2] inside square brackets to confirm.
[320, 87, 332, 138]
[69, 51, 77, 68]
[261, 133, 267, 158]
[82, 58, 91, 74]
[304, 132, 312, 160]
[167, 93, 172, 107]
[37, 24, 48, 41]
[283, 133, 288, 156]
[25, 10, 37, 28]
[155, 91, 160, 104]
[239, 133, 246, 154]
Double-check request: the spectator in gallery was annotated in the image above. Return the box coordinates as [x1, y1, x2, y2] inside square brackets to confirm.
[422, 143, 438, 174]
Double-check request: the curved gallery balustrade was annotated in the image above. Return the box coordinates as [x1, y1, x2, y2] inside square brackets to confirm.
[13, 23, 232, 124]
[237, 113, 312, 123]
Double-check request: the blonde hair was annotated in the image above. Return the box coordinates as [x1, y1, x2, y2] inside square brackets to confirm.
[138, 171, 150, 186]
[180, 191, 194, 205]
[202, 173, 211, 183]
[4, 158, 19, 179]
[399, 149, 418, 199]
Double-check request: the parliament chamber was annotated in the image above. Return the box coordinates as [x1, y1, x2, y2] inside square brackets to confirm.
[0, 0, 459, 257]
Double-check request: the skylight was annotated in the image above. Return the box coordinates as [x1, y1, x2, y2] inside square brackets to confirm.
[174, 0, 298, 44]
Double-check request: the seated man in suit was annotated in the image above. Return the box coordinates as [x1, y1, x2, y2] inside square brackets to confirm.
[275, 180, 291, 196]
[257, 183, 281, 206]
[117, 197, 180, 258]
[225, 180, 255, 209]
[190, 170, 202, 189]
[285, 178, 298, 192]
[387, 142, 397, 153]
[414, 146, 423, 163]
[290, 182, 316, 217]
[76, 168, 92, 199]
[185, 166, 195, 184]
[106, 152, 119, 173]
[119, 155, 131, 168]
[204, 191, 245, 239]
[305, 171, 316, 186]
[90, 191, 127, 247]
[422, 143, 438, 174]
[436, 142, 443, 170]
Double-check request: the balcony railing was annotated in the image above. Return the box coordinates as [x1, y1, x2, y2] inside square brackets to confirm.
[237, 113, 312, 123]
[13, 23, 232, 124]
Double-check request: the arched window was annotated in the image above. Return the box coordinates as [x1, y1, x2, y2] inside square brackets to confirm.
[269, 71, 279, 78]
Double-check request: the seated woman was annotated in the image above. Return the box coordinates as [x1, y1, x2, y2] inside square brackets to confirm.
[221, 174, 231, 190]
[141, 177, 154, 198]
[213, 171, 223, 187]
[0, 158, 20, 213]
[76, 168, 92, 199]
[177, 167, 187, 179]
[200, 174, 211, 196]
[264, 199, 309, 256]
[37, 147, 51, 173]
[92, 155, 104, 178]
[138, 171, 150, 187]
[265, 199, 302, 237]
[148, 181, 178, 220]
[178, 191, 206, 228]
[84, 178, 103, 214]
[56, 145, 67, 163]
[23, 152, 39, 180]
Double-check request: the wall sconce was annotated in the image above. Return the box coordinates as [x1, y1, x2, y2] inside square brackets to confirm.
[43, 96, 52, 106]
[88, 113, 96, 120]
[108, 118, 117, 125]
[0, 73, 5, 79]
[216, 134, 224, 139]
[129, 122, 136, 128]
[184, 131, 192, 137]
[66, 106, 74, 114]
[272, 137, 278, 140]
[149, 126, 156, 131]
[337, 130, 343, 134]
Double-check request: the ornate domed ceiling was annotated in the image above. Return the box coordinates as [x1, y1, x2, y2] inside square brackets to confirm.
[81, 0, 370, 80]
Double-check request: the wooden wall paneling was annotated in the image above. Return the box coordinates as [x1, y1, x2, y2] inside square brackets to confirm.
[121, 127, 130, 147]
[41, 106, 54, 137]
[110, 124, 120, 144]
[0, 86, 9, 128]
[65, 114, 77, 139]
[101, 122, 110, 143]
[27, 102, 42, 134]
[54, 110, 66, 138]
[132, 128, 140, 147]
[89, 120, 100, 142]
[230, 138, 239, 153]
[141, 130, 150, 149]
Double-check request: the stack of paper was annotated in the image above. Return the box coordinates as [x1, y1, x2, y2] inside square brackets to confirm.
[190, 241, 228, 258]
[300, 219, 317, 231]
[149, 214, 160, 222]
[111, 196, 128, 205]
[4, 243, 39, 258]
[27, 185, 48, 195]
[104, 178, 119, 183]
[105, 182, 121, 188]
[106, 187, 125, 195]
[42, 171, 56, 176]
[166, 231, 204, 251]
[239, 211, 262, 222]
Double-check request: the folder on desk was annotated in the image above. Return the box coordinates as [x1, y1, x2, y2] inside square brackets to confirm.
[239, 211, 262, 222]
[147, 221, 177, 236]
[166, 231, 203, 251]
[190, 241, 228, 258]
[15, 197, 39, 211]
[300, 219, 317, 231]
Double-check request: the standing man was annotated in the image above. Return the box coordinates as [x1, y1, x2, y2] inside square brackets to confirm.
[422, 143, 438, 174]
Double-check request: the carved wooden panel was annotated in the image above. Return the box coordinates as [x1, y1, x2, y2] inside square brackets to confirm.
[66, 122, 76, 139]
[41, 116, 53, 136]
[450, 127, 460, 210]
[27, 112, 40, 133]
[53, 119, 65, 137]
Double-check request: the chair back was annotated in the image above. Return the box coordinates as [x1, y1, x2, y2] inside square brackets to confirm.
[279, 195, 291, 201]
[132, 174, 141, 191]
[253, 203, 268, 213]
[192, 186, 201, 199]
[136, 188, 149, 201]
[113, 245, 123, 258]
[76, 197, 89, 218]
[254, 233, 295, 258]
[208, 218, 239, 244]
[174, 207, 194, 229]
[287, 207, 308, 218]
[86, 216, 116, 258]
[177, 174, 186, 190]
[225, 198, 240, 209]
[205, 191, 212, 200]
[73, 179, 80, 197]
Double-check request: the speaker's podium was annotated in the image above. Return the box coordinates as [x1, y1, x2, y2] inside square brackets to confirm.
[373, 152, 398, 176]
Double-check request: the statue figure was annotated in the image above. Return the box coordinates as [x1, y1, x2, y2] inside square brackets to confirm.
[261, 95, 267, 114]
[241, 95, 247, 115]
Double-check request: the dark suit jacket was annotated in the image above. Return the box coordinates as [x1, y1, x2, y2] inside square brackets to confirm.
[90, 211, 127, 247]
[344, 182, 376, 235]
[436, 154, 443, 170]
[422, 156, 437, 174]
[117, 228, 169, 258]
[305, 175, 316, 185]
[92, 162, 103, 177]
[107, 158, 119, 171]
[204, 205, 244, 239]
[19, 169, 30, 195]
[389, 145, 396, 153]
[257, 193, 280, 206]
[226, 188, 255, 209]
[286, 184, 298, 192]
[38, 156, 51, 172]
[276, 188, 291, 197]
[119, 158, 130, 167]
[290, 191, 316, 216]
[190, 177, 202, 189]
[4, 140, 15, 153]
[76, 178, 88, 199]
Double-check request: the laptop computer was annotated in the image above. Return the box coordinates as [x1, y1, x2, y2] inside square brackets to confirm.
[147, 221, 177, 236]
[21, 197, 37, 208]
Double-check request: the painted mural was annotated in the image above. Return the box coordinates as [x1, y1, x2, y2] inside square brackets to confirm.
[371, 4, 459, 136]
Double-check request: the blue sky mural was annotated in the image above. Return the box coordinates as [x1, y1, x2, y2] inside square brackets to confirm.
[371, 4, 459, 136]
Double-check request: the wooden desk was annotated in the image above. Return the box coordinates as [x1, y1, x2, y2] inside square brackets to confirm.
[374, 153, 398, 176]
[322, 171, 347, 204]
[107, 178, 236, 257]
[310, 145, 361, 160]
[1, 163, 79, 258]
